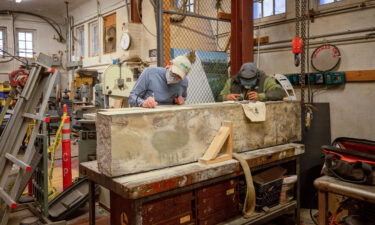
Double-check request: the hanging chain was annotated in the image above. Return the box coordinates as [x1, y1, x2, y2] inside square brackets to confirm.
[300, 0, 308, 126]
[295, 0, 300, 37]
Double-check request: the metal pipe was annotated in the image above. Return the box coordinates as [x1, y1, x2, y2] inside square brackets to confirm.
[217, 3, 375, 36]
[254, 35, 375, 52]
[163, 10, 229, 22]
[242, 0, 253, 63]
[97, 0, 102, 63]
[307, 0, 311, 103]
[125, 0, 130, 22]
[72, 3, 128, 28]
[156, 0, 163, 67]
[65, 1, 71, 63]
[253, 3, 375, 30]
[260, 27, 375, 46]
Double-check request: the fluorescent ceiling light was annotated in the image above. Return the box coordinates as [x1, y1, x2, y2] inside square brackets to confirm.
[15, 0, 22, 3]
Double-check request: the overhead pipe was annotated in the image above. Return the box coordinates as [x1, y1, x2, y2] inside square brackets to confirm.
[254, 34, 375, 52]
[71, 3, 128, 28]
[258, 27, 375, 46]
[216, 3, 375, 37]
[65, 1, 71, 63]
[253, 3, 375, 30]
[156, 0, 163, 67]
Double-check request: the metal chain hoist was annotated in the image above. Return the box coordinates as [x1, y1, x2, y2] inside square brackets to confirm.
[293, 0, 302, 67]
[294, 0, 309, 128]
[301, 0, 307, 107]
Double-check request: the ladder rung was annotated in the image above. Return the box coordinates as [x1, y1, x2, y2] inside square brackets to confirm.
[23, 113, 44, 121]
[0, 188, 17, 209]
[5, 153, 32, 172]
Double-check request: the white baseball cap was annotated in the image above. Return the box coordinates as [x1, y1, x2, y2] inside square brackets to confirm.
[171, 55, 192, 79]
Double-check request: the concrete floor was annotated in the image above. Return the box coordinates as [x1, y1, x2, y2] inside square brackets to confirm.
[7, 136, 84, 225]
[8, 203, 110, 225]
[8, 205, 316, 225]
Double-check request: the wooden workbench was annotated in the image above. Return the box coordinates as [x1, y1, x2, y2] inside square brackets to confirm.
[80, 143, 304, 225]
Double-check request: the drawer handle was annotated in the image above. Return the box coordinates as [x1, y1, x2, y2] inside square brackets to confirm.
[180, 215, 190, 224]
[226, 188, 235, 195]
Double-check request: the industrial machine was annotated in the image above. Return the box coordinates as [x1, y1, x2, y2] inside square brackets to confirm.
[73, 69, 99, 103]
[103, 63, 140, 97]
[101, 59, 147, 108]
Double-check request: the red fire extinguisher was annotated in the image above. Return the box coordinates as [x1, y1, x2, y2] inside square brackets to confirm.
[292, 37, 303, 67]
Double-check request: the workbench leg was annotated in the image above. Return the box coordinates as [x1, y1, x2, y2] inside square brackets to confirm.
[89, 180, 96, 225]
[318, 191, 328, 225]
[110, 191, 142, 225]
[295, 157, 301, 224]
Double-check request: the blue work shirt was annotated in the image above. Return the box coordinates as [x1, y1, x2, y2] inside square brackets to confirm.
[128, 67, 189, 107]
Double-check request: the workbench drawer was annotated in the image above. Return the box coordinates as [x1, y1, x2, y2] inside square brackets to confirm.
[142, 191, 194, 224]
[198, 207, 239, 225]
[196, 178, 239, 219]
[197, 192, 238, 218]
[153, 212, 195, 225]
[197, 178, 237, 199]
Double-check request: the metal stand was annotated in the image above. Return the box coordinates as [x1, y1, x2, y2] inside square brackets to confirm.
[32, 135, 49, 217]
[0, 53, 58, 225]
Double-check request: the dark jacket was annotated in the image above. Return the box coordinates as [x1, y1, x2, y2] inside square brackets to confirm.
[218, 71, 286, 101]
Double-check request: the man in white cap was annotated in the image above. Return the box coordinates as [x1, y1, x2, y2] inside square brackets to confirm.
[128, 52, 195, 108]
[219, 62, 286, 102]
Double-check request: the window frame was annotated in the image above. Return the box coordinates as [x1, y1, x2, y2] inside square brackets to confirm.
[186, 0, 195, 13]
[319, 0, 342, 6]
[15, 28, 35, 58]
[0, 27, 6, 57]
[89, 21, 99, 57]
[175, 0, 196, 13]
[253, 0, 287, 23]
[315, 0, 366, 11]
[76, 25, 85, 58]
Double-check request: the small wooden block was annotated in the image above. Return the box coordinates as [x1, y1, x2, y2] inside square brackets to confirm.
[199, 154, 232, 165]
[199, 121, 233, 165]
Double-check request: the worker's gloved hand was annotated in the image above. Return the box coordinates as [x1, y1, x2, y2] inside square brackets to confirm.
[247, 91, 260, 101]
[174, 96, 185, 105]
[142, 97, 158, 108]
[225, 94, 241, 101]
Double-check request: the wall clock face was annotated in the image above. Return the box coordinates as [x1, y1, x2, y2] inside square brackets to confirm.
[120, 33, 131, 50]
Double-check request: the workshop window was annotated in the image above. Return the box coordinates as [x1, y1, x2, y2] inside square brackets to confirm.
[319, 0, 342, 5]
[77, 26, 85, 58]
[0, 28, 6, 57]
[254, 0, 286, 19]
[16, 29, 35, 58]
[176, 0, 195, 13]
[89, 21, 99, 57]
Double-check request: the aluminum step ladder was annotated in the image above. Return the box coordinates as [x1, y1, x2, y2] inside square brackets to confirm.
[0, 53, 58, 225]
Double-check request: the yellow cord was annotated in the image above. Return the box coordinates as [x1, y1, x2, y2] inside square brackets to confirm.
[47, 112, 67, 200]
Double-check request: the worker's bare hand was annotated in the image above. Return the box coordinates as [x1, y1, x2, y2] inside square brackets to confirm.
[142, 97, 158, 108]
[225, 94, 241, 101]
[174, 96, 185, 105]
[248, 92, 260, 101]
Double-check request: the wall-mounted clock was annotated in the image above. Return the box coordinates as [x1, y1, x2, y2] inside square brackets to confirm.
[120, 33, 131, 50]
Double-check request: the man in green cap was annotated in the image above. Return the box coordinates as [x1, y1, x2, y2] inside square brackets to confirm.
[218, 62, 286, 102]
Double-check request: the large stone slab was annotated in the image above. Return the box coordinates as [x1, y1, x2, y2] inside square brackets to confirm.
[96, 101, 301, 177]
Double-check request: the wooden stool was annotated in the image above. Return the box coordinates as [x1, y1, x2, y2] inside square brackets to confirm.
[314, 175, 375, 225]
